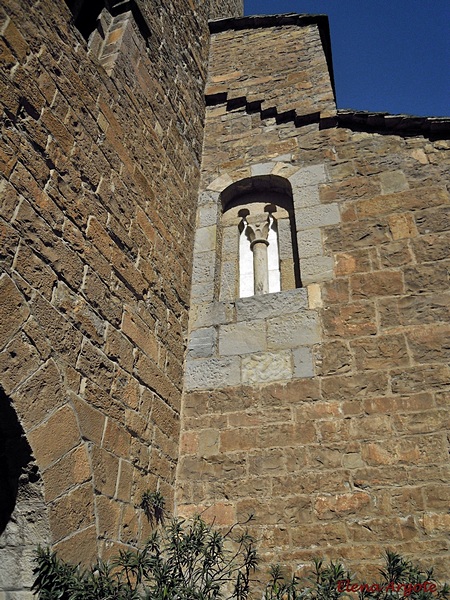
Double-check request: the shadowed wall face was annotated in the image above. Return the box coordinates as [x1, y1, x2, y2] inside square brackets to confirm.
[0, 0, 242, 584]
[178, 18, 450, 580]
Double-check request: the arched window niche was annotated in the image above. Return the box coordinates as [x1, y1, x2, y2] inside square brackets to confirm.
[220, 175, 301, 301]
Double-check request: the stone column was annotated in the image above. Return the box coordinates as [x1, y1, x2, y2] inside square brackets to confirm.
[245, 214, 270, 295]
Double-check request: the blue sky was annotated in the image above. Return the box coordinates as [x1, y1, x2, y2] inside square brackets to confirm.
[243, 0, 449, 117]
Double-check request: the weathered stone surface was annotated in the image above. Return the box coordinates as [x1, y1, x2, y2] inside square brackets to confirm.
[13, 359, 64, 430]
[185, 356, 241, 390]
[267, 311, 320, 350]
[219, 320, 267, 355]
[27, 404, 81, 470]
[1, 0, 450, 585]
[241, 351, 292, 385]
[0, 274, 30, 349]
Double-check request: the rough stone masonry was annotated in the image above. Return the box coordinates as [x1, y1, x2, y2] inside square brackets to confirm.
[178, 13, 450, 581]
[0, 1, 449, 597]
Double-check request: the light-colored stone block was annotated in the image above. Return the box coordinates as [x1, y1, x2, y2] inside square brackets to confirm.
[267, 311, 320, 350]
[219, 261, 237, 302]
[277, 218, 293, 259]
[208, 173, 234, 192]
[189, 301, 234, 330]
[380, 170, 408, 195]
[296, 203, 340, 230]
[187, 327, 216, 359]
[190, 280, 214, 302]
[184, 357, 240, 390]
[198, 190, 220, 206]
[297, 228, 323, 259]
[251, 162, 274, 176]
[194, 226, 217, 253]
[218, 320, 266, 355]
[307, 283, 322, 309]
[197, 203, 218, 227]
[236, 288, 308, 322]
[300, 255, 334, 285]
[191, 251, 215, 286]
[222, 225, 239, 255]
[293, 184, 321, 209]
[293, 346, 315, 378]
[271, 154, 293, 163]
[289, 164, 326, 188]
[241, 351, 292, 385]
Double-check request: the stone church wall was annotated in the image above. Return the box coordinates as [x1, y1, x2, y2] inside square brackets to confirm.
[178, 16, 450, 580]
[0, 0, 242, 594]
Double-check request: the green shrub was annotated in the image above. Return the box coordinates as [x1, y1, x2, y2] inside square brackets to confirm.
[33, 515, 256, 600]
[32, 496, 449, 600]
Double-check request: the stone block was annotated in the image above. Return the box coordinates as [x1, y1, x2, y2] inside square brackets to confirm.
[71, 393, 106, 445]
[296, 203, 340, 231]
[380, 170, 408, 194]
[351, 270, 404, 299]
[191, 250, 216, 286]
[406, 324, 450, 364]
[53, 525, 98, 567]
[190, 280, 215, 302]
[90, 445, 120, 497]
[218, 320, 266, 355]
[292, 346, 314, 378]
[236, 288, 307, 322]
[0, 334, 41, 395]
[251, 162, 273, 176]
[219, 261, 237, 301]
[28, 404, 81, 470]
[356, 187, 449, 218]
[104, 325, 134, 373]
[319, 340, 353, 376]
[296, 228, 323, 259]
[241, 351, 292, 385]
[189, 301, 234, 329]
[0, 274, 30, 350]
[293, 184, 321, 209]
[351, 334, 410, 371]
[207, 173, 233, 192]
[76, 339, 115, 390]
[187, 327, 216, 359]
[96, 495, 121, 539]
[267, 310, 320, 350]
[102, 417, 132, 457]
[388, 213, 418, 240]
[184, 357, 241, 390]
[307, 283, 322, 308]
[121, 307, 159, 363]
[194, 225, 217, 253]
[222, 225, 239, 254]
[13, 359, 64, 430]
[53, 281, 105, 344]
[31, 293, 83, 365]
[42, 444, 91, 503]
[197, 203, 218, 227]
[289, 163, 326, 188]
[198, 190, 220, 206]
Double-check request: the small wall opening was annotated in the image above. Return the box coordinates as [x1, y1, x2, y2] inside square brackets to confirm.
[0, 388, 36, 536]
[220, 175, 301, 300]
[0, 388, 50, 594]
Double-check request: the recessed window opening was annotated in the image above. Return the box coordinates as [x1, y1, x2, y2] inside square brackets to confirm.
[221, 175, 301, 300]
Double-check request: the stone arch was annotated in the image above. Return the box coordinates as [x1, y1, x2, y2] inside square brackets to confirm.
[207, 161, 340, 287]
[219, 174, 301, 299]
[0, 386, 50, 595]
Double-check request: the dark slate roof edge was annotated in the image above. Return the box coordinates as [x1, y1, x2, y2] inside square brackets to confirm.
[208, 13, 328, 33]
[336, 109, 450, 137]
[208, 13, 336, 102]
